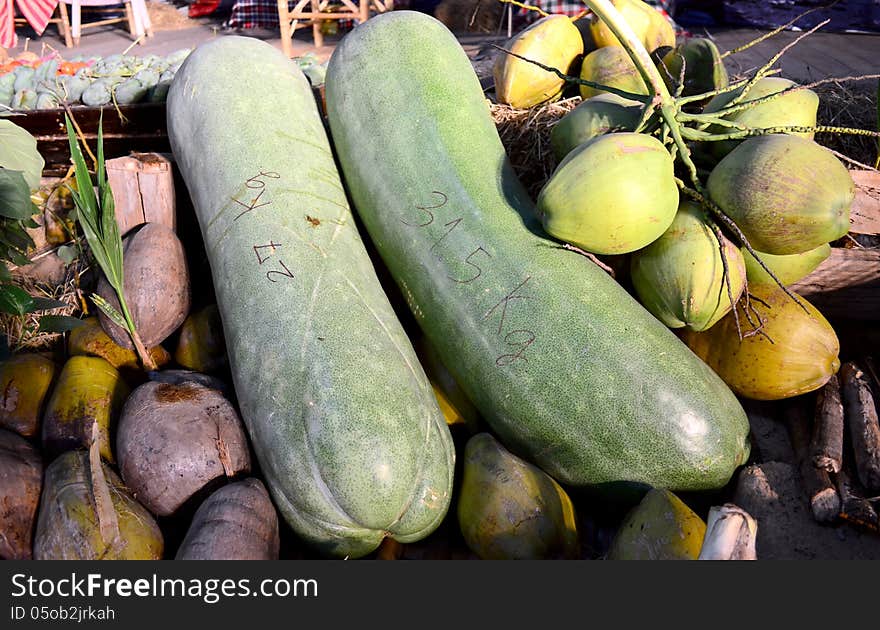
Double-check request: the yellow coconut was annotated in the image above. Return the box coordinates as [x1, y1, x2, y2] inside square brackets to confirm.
[68, 316, 171, 371]
[457, 432, 579, 559]
[682, 285, 840, 400]
[606, 488, 707, 560]
[589, 0, 676, 54]
[0, 353, 58, 438]
[42, 356, 130, 463]
[174, 304, 228, 373]
[494, 14, 584, 109]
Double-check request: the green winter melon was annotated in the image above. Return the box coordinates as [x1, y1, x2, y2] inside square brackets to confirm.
[326, 11, 750, 492]
[167, 36, 455, 559]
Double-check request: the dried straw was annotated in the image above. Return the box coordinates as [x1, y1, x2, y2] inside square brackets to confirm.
[2, 256, 85, 354]
[491, 96, 580, 200]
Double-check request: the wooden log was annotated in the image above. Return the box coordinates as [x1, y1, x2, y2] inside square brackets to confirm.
[105, 152, 176, 236]
[784, 398, 841, 524]
[840, 361, 880, 493]
[811, 374, 844, 474]
[836, 469, 879, 533]
[790, 247, 880, 322]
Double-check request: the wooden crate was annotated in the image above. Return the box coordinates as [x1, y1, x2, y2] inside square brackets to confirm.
[10, 103, 170, 177]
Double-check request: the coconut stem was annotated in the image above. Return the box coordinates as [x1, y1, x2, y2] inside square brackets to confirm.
[118, 299, 158, 372]
[88, 421, 120, 554]
[582, 0, 704, 190]
[708, 219, 742, 340]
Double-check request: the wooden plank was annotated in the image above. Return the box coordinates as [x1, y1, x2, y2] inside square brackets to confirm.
[790, 247, 880, 321]
[850, 170, 880, 235]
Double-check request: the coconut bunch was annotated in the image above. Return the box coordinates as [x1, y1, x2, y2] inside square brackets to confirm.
[493, 0, 877, 402]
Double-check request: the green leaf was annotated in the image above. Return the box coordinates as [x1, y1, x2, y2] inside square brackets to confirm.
[0, 265, 10, 282]
[5, 248, 32, 267]
[0, 284, 34, 315]
[64, 116, 99, 229]
[0, 222, 35, 251]
[0, 169, 37, 220]
[90, 293, 127, 329]
[56, 243, 79, 265]
[37, 315, 86, 333]
[29, 297, 68, 311]
[0, 119, 44, 190]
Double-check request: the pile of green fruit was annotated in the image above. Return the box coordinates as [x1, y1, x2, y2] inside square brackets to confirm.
[494, 0, 855, 402]
[0, 49, 192, 110]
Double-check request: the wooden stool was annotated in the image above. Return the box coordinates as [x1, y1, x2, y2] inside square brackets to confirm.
[277, 0, 394, 57]
[12, 2, 74, 48]
[60, 0, 153, 46]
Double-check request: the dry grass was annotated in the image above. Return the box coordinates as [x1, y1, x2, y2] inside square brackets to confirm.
[815, 81, 878, 169]
[491, 97, 580, 199]
[2, 256, 86, 355]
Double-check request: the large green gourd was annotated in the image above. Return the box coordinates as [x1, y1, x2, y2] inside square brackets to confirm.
[326, 12, 750, 491]
[166, 36, 454, 558]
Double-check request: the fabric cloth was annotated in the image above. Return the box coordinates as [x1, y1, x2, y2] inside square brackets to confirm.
[225, 0, 279, 28]
[1, 0, 60, 49]
[226, 0, 356, 31]
[517, 0, 677, 25]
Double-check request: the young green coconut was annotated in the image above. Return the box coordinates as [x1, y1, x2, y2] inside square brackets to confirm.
[659, 37, 729, 98]
[630, 201, 746, 332]
[743, 243, 831, 286]
[706, 135, 853, 255]
[579, 45, 649, 99]
[702, 76, 819, 158]
[550, 92, 642, 160]
[538, 132, 679, 255]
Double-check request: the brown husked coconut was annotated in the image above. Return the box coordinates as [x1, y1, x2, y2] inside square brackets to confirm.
[175, 478, 279, 560]
[116, 380, 251, 516]
[0, 429, 43, 559]
[96, 222, 191, 349]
